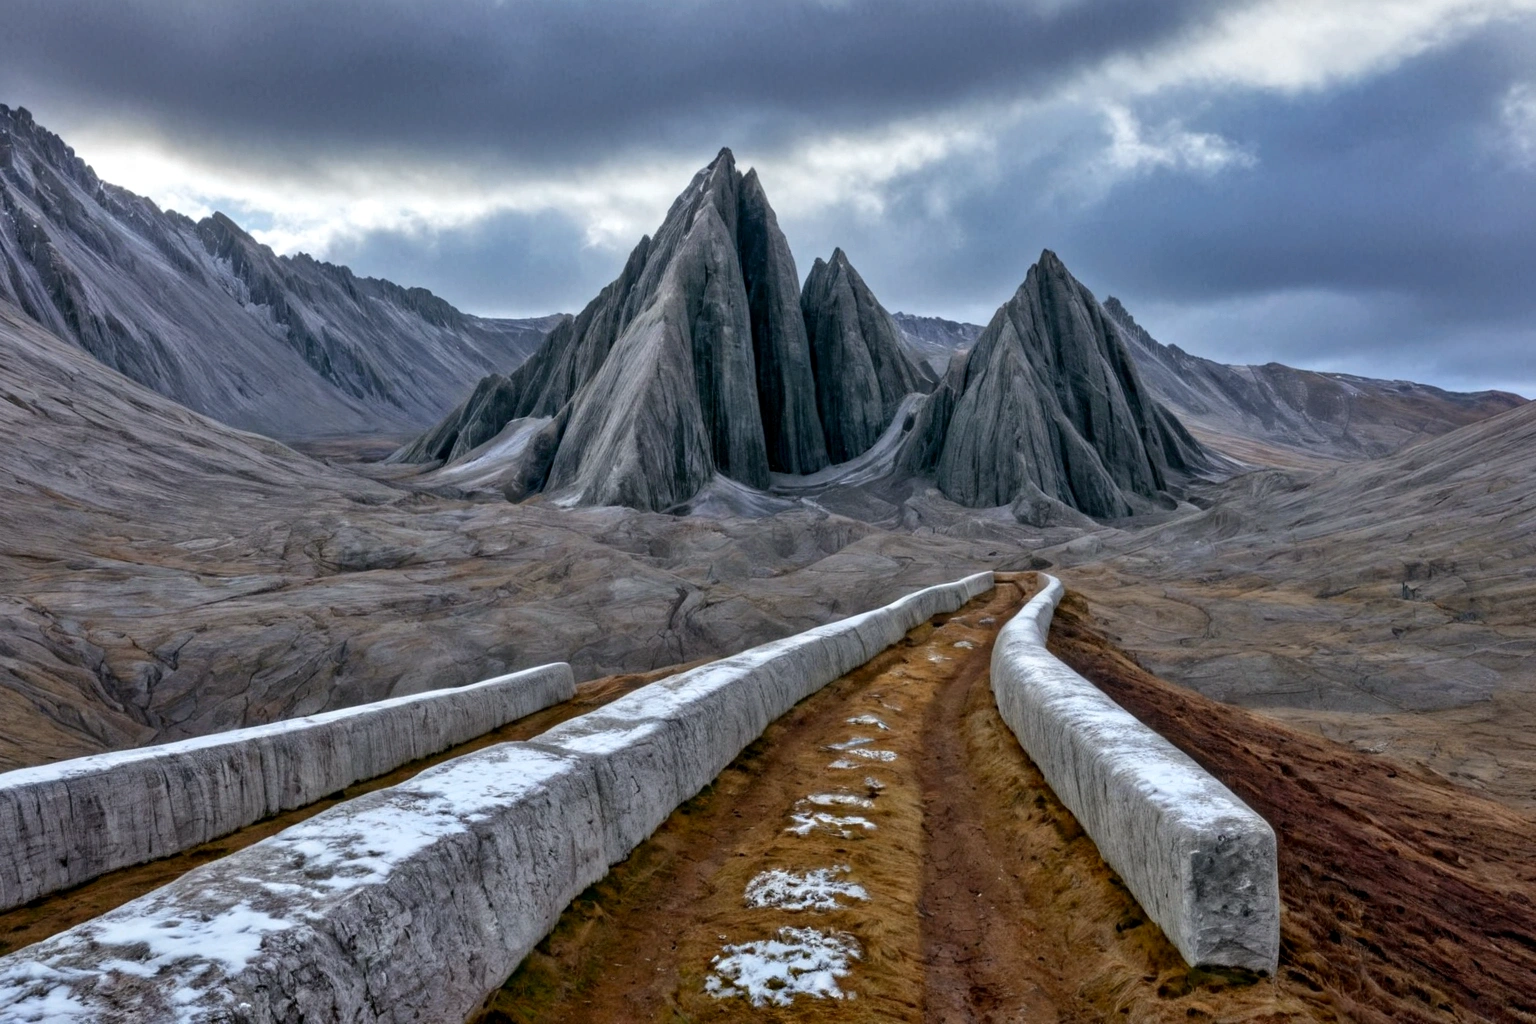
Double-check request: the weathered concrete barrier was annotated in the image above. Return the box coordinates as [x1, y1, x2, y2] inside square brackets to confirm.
[0, 573, 992, 1023]
[0, 663, 576, 912]
[991, 574, 1280, 972]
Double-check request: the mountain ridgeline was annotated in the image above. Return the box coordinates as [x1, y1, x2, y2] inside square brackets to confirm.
[392, 149, 935, 509]
[0, 104, 557, 438]
[397, 149, 1206, 518]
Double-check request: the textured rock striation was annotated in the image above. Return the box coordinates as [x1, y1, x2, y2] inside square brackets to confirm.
[396, 150, 937, 511]
[992, 575, 1280, 972]
[0, 104, 557, 438]
[899, 250, 1207, 519]
[800, 248, 932, 462]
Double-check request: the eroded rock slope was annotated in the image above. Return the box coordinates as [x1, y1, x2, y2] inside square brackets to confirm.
[0, 104, 556, 438]
[395, 150, 939, 511]
[1102, 297, 1526, 466]
[899, 250, 1207, 519]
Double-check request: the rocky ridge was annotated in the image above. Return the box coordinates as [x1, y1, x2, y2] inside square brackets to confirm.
[891, 311, 981, 374]
[395, 150, 940, 511]
[0, 104, 557, 439]
[800, 248, 933, 462]
[898, 250, 1207, 520]
[1101, 297, 1527, 466]
[399, 160, 1204, 519]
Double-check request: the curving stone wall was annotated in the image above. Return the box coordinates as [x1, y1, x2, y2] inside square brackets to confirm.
[0, 573, 992, 1023]
[0, 663, 576, 913]
[991, 574, 1279, 972]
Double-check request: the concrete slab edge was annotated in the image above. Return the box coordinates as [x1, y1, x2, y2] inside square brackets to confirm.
[990, 574, 1280, 972]
[0, 663, 577, 912]
[0, 572, 993, 1023]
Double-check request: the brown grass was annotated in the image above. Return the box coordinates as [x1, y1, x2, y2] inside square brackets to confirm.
[1050, 588, 1536, 1024]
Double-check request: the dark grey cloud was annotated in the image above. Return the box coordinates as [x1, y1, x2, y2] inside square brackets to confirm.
[765, 25, 1536, 394]
[4, 0, 1533, 396]
[0, 0, 1217, 168]
[324, 208, 621, 318]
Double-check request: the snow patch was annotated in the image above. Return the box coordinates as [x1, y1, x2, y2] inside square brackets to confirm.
[844, 715, 889, 730]
[705, 927, 861, 1006]
[744, 867, 869, 911]
[954, 640, 977, 649]
[825, 736, 874, 750]
[829, 748, 897, 764]
[804, 793, 874, 809]
[786, 812, 876, 837]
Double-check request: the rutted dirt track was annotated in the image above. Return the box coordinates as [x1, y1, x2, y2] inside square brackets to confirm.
[476, 579, 1324, 1023]
[0, 663, 697, 957]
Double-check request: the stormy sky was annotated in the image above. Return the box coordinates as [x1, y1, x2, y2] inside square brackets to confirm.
[4, 0, 1535, 394]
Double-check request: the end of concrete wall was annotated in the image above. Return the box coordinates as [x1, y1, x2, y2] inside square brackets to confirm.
[0, 662, 575, 912]
[0, 573, 992, 1023]
[990, 575, 1280, 973]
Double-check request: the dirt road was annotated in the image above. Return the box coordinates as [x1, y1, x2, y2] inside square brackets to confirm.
[475, 579, 1322, 1023]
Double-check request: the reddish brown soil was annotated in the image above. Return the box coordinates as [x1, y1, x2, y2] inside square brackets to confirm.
[1051, 589, 1536, 1024]
[915, 602, 1058, 1023]
[0, 663, 695, 957]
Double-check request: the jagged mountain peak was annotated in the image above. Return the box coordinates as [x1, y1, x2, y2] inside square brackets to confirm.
[899, 249, 1207, 519]
[397, 152, 956, 509]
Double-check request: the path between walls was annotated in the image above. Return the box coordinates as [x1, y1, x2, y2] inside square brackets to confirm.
[474, 578, 1321, 1024]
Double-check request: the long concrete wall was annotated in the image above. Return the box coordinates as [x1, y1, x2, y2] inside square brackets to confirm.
[991, 574, 1279, 972]
[0, 572, 992, 1023]
[0, 663, 576, 913]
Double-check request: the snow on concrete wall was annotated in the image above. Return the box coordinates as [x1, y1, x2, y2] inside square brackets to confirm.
[991, 574, 1280, 972]
[0, 663, 576, 912]
[0, 572, 990, 1023]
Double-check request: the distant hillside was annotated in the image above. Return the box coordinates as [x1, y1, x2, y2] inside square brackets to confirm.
[1102, 297, 1526, 465]
[0, 104, 560, 439]
[891, 312, 981, 373]
[894, 292, 1526, 467]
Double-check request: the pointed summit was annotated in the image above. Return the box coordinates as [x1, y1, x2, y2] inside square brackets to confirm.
[394, 148, 843, 509]
[900, 250, 1205, 518]
[801, 248, 930, 462]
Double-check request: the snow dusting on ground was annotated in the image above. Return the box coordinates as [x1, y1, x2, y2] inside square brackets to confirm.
[744, 867, 869, 911]
[786, 811, 877, 837]
[804, 792, 874, 808]
[705, 927, 862, 1006]
[828, 748, 897, 769]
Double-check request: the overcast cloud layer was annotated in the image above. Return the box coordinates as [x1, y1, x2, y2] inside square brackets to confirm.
[4, 0, 1535, 393]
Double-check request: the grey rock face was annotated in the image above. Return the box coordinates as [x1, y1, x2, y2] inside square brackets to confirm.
[738, 170, 830, 475]
[902, 250, 1206, 518]
[398, 151, 930, 511]
[800, 249, 930, 463]
[0, 105, 557, 439]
